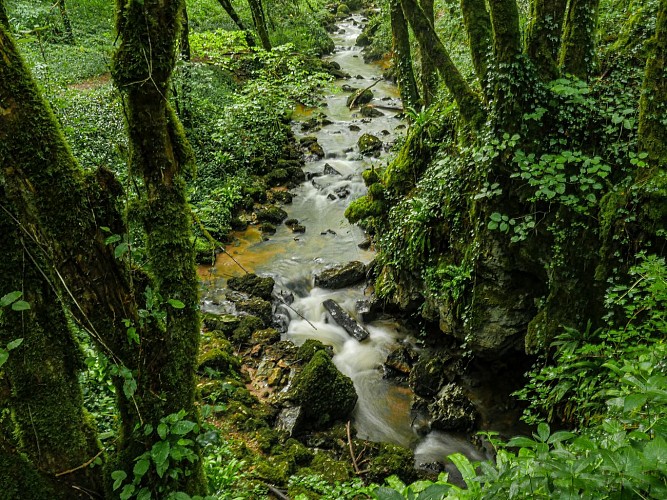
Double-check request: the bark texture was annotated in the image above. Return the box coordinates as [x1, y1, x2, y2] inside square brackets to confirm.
[417, 0, 438, 107]
[217, 0, 256, 47]
[460, 0, 492, 93]
[391, 0, 421, 110]
[248, 0, 271, 50]
[400, 0, 483, 123]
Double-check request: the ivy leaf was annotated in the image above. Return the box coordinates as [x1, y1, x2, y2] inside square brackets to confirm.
[374, 487, 404, 500]
[120, 484, 135, 500]
[0, 291, 22, 307]
[171, 420, 197, 436]
[133, 458, 150, 478]
[168, 299, 186, 309]
[152, 440, 170, 467]
[0, 350, 9, 369]
[111, 470, 127, 491]
[136, 488, 152, 500]
[115, 242, 129, 259]
[6, 338, 23, 350]
[157, 423, 169, 440]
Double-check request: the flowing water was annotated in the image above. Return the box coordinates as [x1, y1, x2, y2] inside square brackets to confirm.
[201, 14, 484, 466]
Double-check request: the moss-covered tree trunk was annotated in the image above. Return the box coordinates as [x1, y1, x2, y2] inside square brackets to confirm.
[638, 0, 667, 168]
[400, 0, 483, 124]
[248, 0, 271, 50]
[525, 0, 568, 80]
[560, 0, 601, 80]
[112, 0, 205, 494]
[460, 0, 492, 96]
[417, 0, 438, 107]
[0, 198, 101, 497]
[217, 0, 256, 47]
[56, 0, 75, 44]
[390, 0, 421, 110]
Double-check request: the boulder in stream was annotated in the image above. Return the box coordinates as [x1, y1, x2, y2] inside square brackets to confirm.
[358, 133, 382, 156]
[227, 273, 275, 301]
[323, 163, 342, 176]
[427, 383, 479, 432]
[346, 89, 374, 107]
[255, 205, 288, 224]
[290, 350, 357, 429]
[314, 261, 366, 289]
[360, 105, 385, 118]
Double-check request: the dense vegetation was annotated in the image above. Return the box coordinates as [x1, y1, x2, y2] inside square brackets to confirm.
[0, 0, 665, 499]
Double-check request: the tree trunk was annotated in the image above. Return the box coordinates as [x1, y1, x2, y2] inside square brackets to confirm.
[400, 0, 483, 124]
[0, 199, 101, 495]
[525, 0, 568, 80]
[390, 0, 421, 110]
[460, 0, 492, 95]
[56, 0, 75, 44]
[248, 0, 271, 50]
[217, 0, 256, 47]
[112, 0, 205, 495]
[417, 0, 438, 107]
[560, 0, 601, 80]
[638, 0, 667, 168]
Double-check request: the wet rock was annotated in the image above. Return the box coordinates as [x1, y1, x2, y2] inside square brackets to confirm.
[384, 344, 419, 378]
[358, 133, 382, 156]
[358, 235, 372, 250]
[409, 352, 463, 399]
[428, 383, 478, 432]
[260, 222, 276, 234]
[203, 313, 241, 335]
[300, 136, 325, 158]
[341, 84, 356, 92]
[355, 32, 371, 47]
[230, 315, 265, 345]
[198, 337, 240, 376]
[290, 350, 357, 429]
[297, 339, 333, 363]
[348, 124, 361, 131]
[321, 229, 337, 236]
[255, 205, 288, 224]
[380, 129, 390, 135]
[306, 170, 323, 181]
[230, 216, 249, 231]
[365, 443, 419, 485]
[301, 117, 321, 132]
[346, 89, 374, 107]
[228, 273, 275, 301]
[275, 406, 304, 437]
[334, 185, 351, 199]
[314, 261, 366, 289]
[323, 299, 370, 341]
[327, 193, 336, 201]
[360, 105, 385, 118]
[323, 163, 341, 176]
[251, 328, 281, 346]
[292, 225, 306, 233]
[264, 167, 290, 186]
[269, 190, 293, 204]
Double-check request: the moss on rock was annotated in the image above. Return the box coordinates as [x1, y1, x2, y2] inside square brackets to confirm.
[228, 273, 275, 300]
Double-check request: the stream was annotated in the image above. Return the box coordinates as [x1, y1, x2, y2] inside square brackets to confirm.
[201, 14, 485, 467]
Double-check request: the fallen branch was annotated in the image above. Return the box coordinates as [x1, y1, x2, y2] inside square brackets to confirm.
[275, 293, 318, 331]
[348, 79, 382, 109]
[55, 440, 117, 477]
[347, 420, 362, 475]
[265, 483, 289, 500]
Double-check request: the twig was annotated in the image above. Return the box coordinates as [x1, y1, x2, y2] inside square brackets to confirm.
[220, 247, 250, 274]
[347, 420, 361, 474]
[265, 483, 289, 500]
[274, 293, 318, 331]
[348, 79, 381, 109]
[55, 440, 117, 477]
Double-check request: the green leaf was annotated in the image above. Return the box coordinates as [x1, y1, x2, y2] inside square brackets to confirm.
[6, 338, 23, 350]
[374, 487, 404, 500]
[112, 470, 127, 491]
[449, 453, 480, 494]
[156, 459, 169, 478]
[168, 299, 186, 309]
[488, 221, 499, 230]
[0, 350, 9, 369]
[507, 436, 537, 449]
[490, 212, 502, 222]
[115, 242, 129, 259]
[105, 234, 121, 245]
[152, 440, 170, 466]
[623, 393, 647, 413]
[0, 291, 22, 307]
[158, 423, 168, 440]
[416, 484, 451, 499]
[136, 488, 152, 500]
[11, 300, 30, 312]
[171, 420, 196, 436]
[120, 484, 135, 500]
[133, 459, 150, 478]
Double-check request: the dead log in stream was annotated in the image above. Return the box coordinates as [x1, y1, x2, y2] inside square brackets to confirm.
[323, 299, 370, 341]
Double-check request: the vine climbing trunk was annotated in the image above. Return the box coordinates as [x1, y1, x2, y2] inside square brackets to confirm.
[217, 0, 256, 47]
[560, 0, 601, 80]
[400, 0, 483, 124]
[390, 0, 420, 110]
[525, 0, 568, 80]
[638, 0, 667, 168]
[56, 0, 75, 44]
[248, 0, 271, 50]
[112, 0, 205, 494]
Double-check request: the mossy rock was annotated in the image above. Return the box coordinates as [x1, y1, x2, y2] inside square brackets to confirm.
[336, 4, 351, 16]
[264, 168, 290, 187]
[291, 350, 357, 429]
[367, 182, 386, 201]
[255, 205, 288, 224]
[231, 315, 266, 344]
[251, 328, 281, 345]
[305, 451, 354, 482]
[297, 339, 332, 363]
[236, 298, 272, 325]
[260, 222, 277, 234]
[366, 443, 418, 485]
[345, 195, 383, 223]
[203, 313, 241, 335]
[346, 89, 374, 107]
[362, 168, 381, 186]
[244, 182, 267, 203]
[228, 273, 275, 300]
[253, 457, 293, 486]
[198, 345, 240, 376]
[358, 133, 382, 156]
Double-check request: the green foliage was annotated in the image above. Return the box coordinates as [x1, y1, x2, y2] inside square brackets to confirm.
[288, 474, 376, 499]
[0, 291, 27, 368]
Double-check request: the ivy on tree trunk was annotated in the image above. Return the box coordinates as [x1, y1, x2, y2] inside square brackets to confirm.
[390, 0, 421, 110]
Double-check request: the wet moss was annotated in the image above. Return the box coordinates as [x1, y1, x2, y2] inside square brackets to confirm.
[232, 315, 265, 344]
[366, 443, 418, 485]
[345, 195, 384, 223]
[297, 339, 332, 363]
[228, 274, 275, 301]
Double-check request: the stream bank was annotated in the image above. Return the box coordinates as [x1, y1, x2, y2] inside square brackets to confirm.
[196, 9, 523, 494]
